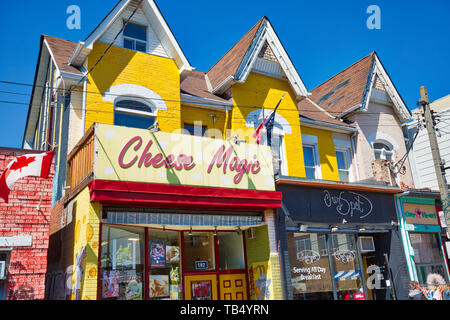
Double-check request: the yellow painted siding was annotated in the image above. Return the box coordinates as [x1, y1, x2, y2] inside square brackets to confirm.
[71, 186, 101, 300]
[231, 73, 305, 178]
[85, 42, 181, 134]
[180, 105, 228, 139]
[301, 126, 340, 181]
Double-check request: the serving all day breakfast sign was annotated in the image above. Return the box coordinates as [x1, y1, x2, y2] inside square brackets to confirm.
[94, 124, 275, 191]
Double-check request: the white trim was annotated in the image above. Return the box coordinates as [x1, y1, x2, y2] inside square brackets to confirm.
[367, 131, 399, 150]
[301, 134, 318, 145]
[333, 138, 352, 149]
[102, 83, 167, 111]
[69, 0, 192, 74]
[302, 141, 322, 180]
[232, 19, 308, 99]
[245, 109, 292, 135]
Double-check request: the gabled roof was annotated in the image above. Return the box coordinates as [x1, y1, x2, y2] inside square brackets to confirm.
[44, 36, 83, 76]
[206, 18, 264, 91]
[304, 52, 374, 117]
[68, 0, 192, 75]
[299, 52, 411, 122]
[299, 98, 356, 129]
[206, 17, 308, 99]
[180, 70, 230, 104]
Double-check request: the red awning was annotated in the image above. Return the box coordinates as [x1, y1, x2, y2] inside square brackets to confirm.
[89, 180, 282, 211]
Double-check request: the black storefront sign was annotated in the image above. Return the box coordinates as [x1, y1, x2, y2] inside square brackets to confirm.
[279, 184, 398, 225]
[277, 183, 411, 300]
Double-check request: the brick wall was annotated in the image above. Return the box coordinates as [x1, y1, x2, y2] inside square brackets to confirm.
[0, 148, 54, 300]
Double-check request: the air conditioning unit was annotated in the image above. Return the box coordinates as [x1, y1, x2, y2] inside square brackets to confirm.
[358, 236, 375, 253]
[248, 227, 256, 239]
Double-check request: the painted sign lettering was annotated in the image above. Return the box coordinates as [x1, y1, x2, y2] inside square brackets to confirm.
[323, 190, 373, 219]
[296, 250, 320, 264]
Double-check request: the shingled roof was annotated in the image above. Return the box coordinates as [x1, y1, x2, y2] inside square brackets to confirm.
[180, 70, 230, 103]
[300, 52, 375, 118]
[206, 18, 265, 90]
[44, 35, 83, 76]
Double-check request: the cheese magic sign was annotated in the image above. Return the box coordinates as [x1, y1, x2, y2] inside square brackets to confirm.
[94, 124, 275, 191]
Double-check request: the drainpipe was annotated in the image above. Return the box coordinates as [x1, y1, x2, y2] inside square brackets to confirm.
[81, 67, 87, 135]
[351, 131, 360, 181]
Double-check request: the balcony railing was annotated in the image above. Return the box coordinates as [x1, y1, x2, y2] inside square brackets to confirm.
[66, 125, 95, 193]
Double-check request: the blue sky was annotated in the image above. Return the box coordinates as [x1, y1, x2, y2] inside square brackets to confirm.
[0, 0, 449, 148]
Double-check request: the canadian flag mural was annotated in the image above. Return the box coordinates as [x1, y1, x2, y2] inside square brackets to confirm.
[0, 150, 54, 203]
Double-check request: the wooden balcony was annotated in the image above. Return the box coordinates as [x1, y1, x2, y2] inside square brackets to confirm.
[66, 125, 95, 195]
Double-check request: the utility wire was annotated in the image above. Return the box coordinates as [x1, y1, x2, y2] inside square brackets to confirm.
[67, 0, 145, 95]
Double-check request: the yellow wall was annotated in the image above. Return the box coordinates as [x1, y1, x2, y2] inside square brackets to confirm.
[301, 126, 340, 181]
[71, 186, 101, 300]
[180, 105, 228, 139]
[231, 73, 305, 178]
[85, 42, 181, 133]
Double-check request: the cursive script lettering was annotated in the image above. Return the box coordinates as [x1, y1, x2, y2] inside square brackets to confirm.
[323, 190, 373, 219]
[207, 145, 261, 184]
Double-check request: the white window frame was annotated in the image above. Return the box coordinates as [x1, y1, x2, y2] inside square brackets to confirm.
[302, 134, 322, 180]
[373, 140, 394, 161]
[335, 147, 352, 183]
[113, 97, 157, 127]
[123, 21, 147, 53]
[261, 127, 288, 176]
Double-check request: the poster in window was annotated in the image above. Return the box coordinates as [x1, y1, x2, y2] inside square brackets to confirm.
[150, 240, 166, 267]
[191, 281, 212, 300]
[166, 245, 180, 263]
[149, 275, 169, 298]
[102, 270, 119, 298]
[124, 276, 143, 300]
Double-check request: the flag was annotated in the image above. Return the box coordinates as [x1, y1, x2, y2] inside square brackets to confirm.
[252, 93, 286, 146]
[0, 149, 55, 203]
[252, 113, 269, 144]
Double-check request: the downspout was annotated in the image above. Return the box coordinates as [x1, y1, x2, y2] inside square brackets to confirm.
[81, 67, 87, 134]
[350, 131, 360, 182]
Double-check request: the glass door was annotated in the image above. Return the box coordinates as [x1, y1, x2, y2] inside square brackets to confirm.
[331, 234, 365, 300]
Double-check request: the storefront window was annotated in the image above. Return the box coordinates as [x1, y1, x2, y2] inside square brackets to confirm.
[183, 232, 216, 272]
[409, 232, 449, 285]
[288, 232, 334, 300]
[148, 229, 182, 300]
[218, 232, 245, 270]
[100, 225, 145, 300]
[330, 234, 364, 300]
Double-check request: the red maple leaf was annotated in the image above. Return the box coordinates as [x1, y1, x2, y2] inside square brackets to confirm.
[9, 156, 36, 172]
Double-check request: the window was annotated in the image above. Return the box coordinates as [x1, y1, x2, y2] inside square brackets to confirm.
[336, 149, 351, 182]
[184, 124, 207, 137]
[270, 134, 286, 176]
[123, 22, 147, 52]
[218, 232, 245, 270]
[409, 232, 449, 286]
[373, 142, 393, 161]
[114, 99, 156, 129]
[303, 145, 319, 179]
[100, 225, 145, 300]
[183, 232, 216, 272]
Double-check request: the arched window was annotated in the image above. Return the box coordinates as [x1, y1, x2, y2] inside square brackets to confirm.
[114, 98, 156, 129]
[373, 141, 393, 160]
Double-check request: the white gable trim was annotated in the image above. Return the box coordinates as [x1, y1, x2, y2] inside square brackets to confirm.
[361, 54, 411, 123]
[69, 0, 192, 75]
[233, 19, 308, 100]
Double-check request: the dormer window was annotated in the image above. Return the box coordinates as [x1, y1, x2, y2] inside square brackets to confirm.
[373, 142, 393, 160]
[123, 22, 147, 52]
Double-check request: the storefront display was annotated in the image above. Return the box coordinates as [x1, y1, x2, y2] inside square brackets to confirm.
[396, 195, 450, 288]
[277, 178, 410, 300]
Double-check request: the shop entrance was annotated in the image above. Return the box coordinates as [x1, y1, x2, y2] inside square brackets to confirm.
[99, 224, 249, 300]
[183, 231, 248, 300]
